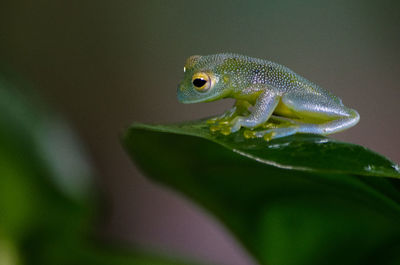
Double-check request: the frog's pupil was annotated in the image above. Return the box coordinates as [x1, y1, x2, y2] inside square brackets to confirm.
[193, 78, 207, 88]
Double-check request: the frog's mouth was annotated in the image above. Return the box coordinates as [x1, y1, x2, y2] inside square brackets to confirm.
[177, 95, 205, 104]
[177, 93, 221, 104]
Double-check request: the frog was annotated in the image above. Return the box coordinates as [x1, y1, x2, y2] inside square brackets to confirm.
[177, 53, 360, 141]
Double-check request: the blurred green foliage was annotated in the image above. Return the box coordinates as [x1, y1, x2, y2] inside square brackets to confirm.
[0, 74, 196, 265]
[124, 122, 400, 265]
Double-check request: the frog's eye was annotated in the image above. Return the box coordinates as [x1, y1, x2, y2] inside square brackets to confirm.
[192, 72, 211, 92]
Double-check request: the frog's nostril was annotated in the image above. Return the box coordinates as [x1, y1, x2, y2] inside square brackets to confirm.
[177, 93, 185, 103]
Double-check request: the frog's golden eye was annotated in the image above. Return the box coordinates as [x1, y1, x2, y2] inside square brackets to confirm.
[192, 72, 211, 92]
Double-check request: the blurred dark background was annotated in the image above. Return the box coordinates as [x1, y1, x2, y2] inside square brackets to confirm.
[0, 1, 399, 264]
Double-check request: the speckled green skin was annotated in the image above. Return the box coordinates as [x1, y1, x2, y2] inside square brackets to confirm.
[177, 53, 359, 140]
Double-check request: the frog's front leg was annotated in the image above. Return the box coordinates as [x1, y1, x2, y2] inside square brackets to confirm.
[207, 99, 251, 124]
[230, 90, 280, 132]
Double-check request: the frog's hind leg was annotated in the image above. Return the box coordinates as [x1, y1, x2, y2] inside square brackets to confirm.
[294, 108, 360, 135]
[254, 93, 360, 140]
[280, 93, 360, 135]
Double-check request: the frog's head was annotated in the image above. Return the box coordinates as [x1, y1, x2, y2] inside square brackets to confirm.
[177, 55, 231, 104]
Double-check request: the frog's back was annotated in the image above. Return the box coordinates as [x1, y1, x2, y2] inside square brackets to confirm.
[208, 53, 341, 103]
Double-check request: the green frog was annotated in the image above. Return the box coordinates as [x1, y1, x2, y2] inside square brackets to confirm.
[177, 53, 359, 140]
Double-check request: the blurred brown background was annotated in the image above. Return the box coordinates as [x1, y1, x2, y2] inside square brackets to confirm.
[0, 1, 399, 264]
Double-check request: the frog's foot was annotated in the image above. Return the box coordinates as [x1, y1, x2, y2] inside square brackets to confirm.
[209, 123, 233, 135]
[228, 115, 290, 133]
[208, 115, 235, 135]
[208, 108, 252, 135]
[209, 116, 244, 135]
[212, 115, 271, 136]
[244, 126, 299, 141]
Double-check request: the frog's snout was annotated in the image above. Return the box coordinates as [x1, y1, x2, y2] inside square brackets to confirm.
[177, 84, 186, 103]
[177, 85, 194, 104]
[177, 92, 183, 103]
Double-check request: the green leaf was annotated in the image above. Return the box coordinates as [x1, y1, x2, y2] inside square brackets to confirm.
[130, 120, 400, 178]
[123, 120, 400, 265]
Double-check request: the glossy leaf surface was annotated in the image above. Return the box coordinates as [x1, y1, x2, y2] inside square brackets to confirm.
[124, 121, 400, 265]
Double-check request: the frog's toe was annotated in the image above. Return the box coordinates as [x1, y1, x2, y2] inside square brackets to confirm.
[209, 124, 220, 133]
[220, 126, 232, 135]
[206, 118, 217, 124]
[243, 129, 257, 139]
[255, 126, 299, 141]
[207, 115, 234, 126]
[218, 119, 230, 125]
[229, 117, 244, 133]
